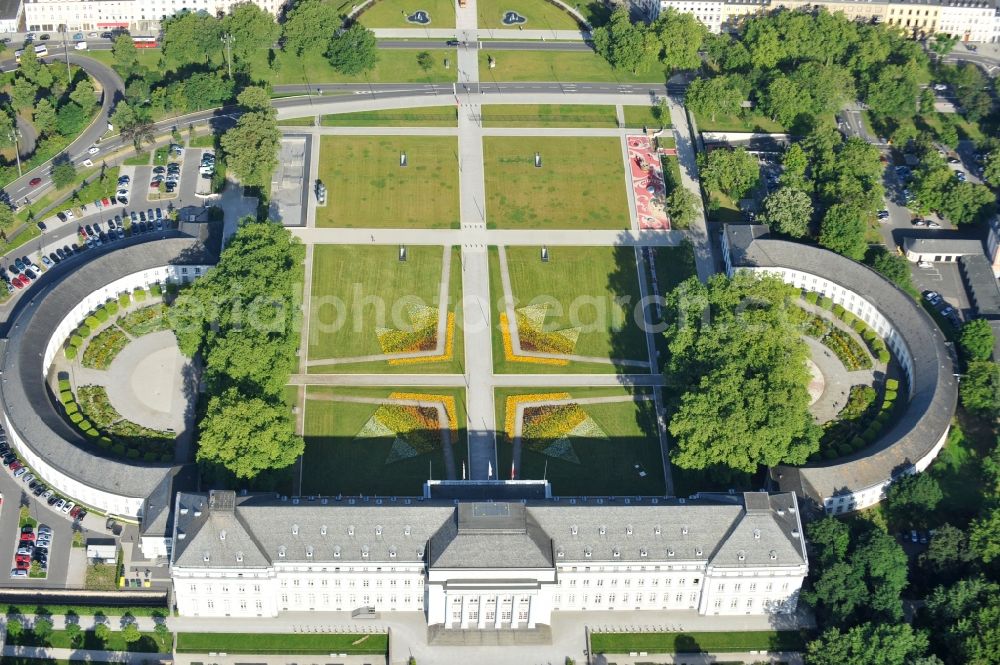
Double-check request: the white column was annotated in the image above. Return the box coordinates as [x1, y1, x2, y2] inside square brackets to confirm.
[478, 595, 487, 629]
[494, 596, 502, 629]
[527, 594, 537, 629]
[460, 594, 468, 629]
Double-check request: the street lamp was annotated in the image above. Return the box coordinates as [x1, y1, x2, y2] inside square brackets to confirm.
[221, 33, 234, 79]
[7, 127, 22, 178]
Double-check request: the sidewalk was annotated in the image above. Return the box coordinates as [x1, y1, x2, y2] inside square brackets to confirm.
[1, 645, 170, 663]
[593, 651, 802, 665]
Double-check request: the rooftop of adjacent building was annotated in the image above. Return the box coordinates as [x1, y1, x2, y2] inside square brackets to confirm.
[170, 490, 808, 572]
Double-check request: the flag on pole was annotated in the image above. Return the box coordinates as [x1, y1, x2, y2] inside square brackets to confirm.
[462, 461, 466, 480]
[511, 462, 515, 480]
[488, 461, 493, 479]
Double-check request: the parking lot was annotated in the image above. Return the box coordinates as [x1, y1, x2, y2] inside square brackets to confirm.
[911, 260, 972, 323]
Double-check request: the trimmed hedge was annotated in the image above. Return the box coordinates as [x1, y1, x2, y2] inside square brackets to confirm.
[118, 293, 131, 308]
[69, 334, 83, 347]
[111, 444, 126, 456]
[804, 291, 819, 304]
[69, 413, 84, 424]
[59, 390, 74, 404]
[64, 402, 78, 416]
[833, 304, 845, 318]
[84, 315, 99, 328]
[58, 379, 71, 391]
[885, 390, 898, 402]
[76, 324, 91, 337]
[64, 345, 78, 360]
[837, 443, 853, 456]
[133, 288, 147, 301]
[877, 349, 890, 363]
[819, 296, 833, 309]
[886, 378, 899, 391]
[105, 301, 119, 316]
[150, 283, 162, 297]
[126, 449, 140, 459]
[94, 308, 109, 323]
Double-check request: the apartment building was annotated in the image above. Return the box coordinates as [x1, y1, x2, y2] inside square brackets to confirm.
[23, 0, 285, 33]
[171, 491, 808, 626]
[0, 0, 24, 32]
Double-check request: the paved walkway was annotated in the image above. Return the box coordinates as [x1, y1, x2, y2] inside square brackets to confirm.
[667, 97, 715, 282]
[370, 28, 589, 40]
[1, 645, 170, 663]
[292, 227, 685, 246]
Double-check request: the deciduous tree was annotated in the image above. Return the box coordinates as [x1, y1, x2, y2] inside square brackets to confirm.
[162, 9, 221, 67]
[34, 97, 59, 138]
[56, 102, 88, 138]
[805, 623, 929, 665]
[760, 187, 812, 237]
[111, 35, 139, 77]
[665, 188, 699, 229]
[223, 2, 281, 67]
[51, 158, 77, 189]
[220, 109, 281, 189]
[69, 78, 96, 109]
[663, 273, 820, 473]
[819, 203, 866, 260]
[698, 146, 759, 201]
[960, 360, 999, 416]
[685, 75, 743, 123]
[865, 246, 913, 293]
[326, 23, 378, 76]
[283, 0, 342, 55]
[959, 318, 995, 362]
[653, 8, 706, 71]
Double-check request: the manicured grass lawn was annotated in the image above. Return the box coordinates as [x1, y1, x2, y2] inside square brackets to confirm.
[692, 111, 787, 134]
[477, 0, 581, 30]
[308, 245, 464, 373]
[623, 105, 670, 129]
[83, 50, 162, 72]
[359, 0, 456, 28]
[123, 152, 151, 166]
[253, 48, 457, 85]
[322, 107, 457, 127]
[317, 135, 458, 228]
[188, 133, 217, 148]
[705, 188, 743, 224]
[649, 243, 697, 295]
[479, 50, 667, 83]
[302, 386, 467, 496]
[495, 386, 664, 496]
[491, 245, 650, 372]
[278, 117, 316, 126]
[177, 631, 388, 655]
[591, 630, 808, 654]
[481, 104, 617, 127]
[8, 628, 172, 653]
[483, 136, 628, 229]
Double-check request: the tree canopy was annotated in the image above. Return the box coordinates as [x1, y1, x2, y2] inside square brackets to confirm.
[223, 2, 281, 68]
[169, 219, 305, 479]
[326, 23, 378, 76]
[220, 106, 281, 189]
[699, 147, 759, 201]
[805, 623, 929, 665]
[662, 273, 820, 473]
[283, 0, 342, 55]
[959, 319, 995, 362]
[760, 187, 812, 237]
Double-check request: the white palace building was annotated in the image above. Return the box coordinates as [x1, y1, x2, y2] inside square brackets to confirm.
[170, 490, 808, 628]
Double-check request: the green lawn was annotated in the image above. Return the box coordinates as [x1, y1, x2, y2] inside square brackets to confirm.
[491, 245, 650, 372]
[8, 629, 171, 653]
[358, 0, 456, 28]
[623, 105, 670, 129]
[477, 0, 582, 30]
[481, 104, 617, 127]
[692, 111, 787, 134]
[591, 630, 808, 654]
[483, 136, 629, 229]
[177, 631, 388, 655]
[480, 50, 667, 83]
[496, 386, 664, 496]
[277, 117, 316, 126]
[317, 135, 459, 228]
[255, 48, 457, 85]
[302, 386, 467, 496]
[705, 188, 743, 224]
[308, 245, 464, 373]
[321, 107, 457, 127]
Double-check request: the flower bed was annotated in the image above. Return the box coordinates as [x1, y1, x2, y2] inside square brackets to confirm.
[822, 328, 872, 371]
[818, 383, 895, 460]
[389, 392, 458, 433]
[388, 313, 456, 365]
[503, 393, 571, 440]
[516, 304, 580, 355]
[376, 303, 439, 355]
[499, 313, 569, 366]
[72, 384, 174, 461]
[356, 401, 448, 464]
[81, 326, 129, 370]
[117, 304, 168, 337]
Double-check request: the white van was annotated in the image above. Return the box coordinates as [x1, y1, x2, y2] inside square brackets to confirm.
[75, 41, 88, 50]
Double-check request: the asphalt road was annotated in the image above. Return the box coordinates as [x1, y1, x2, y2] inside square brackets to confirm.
[1, 47, 125, 206]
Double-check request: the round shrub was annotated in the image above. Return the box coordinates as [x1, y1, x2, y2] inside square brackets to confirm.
[852, 319, 866, 332]
[875, 412, 891, 425]
[64, 402, 78, 416]
[886, 378, 899, 391]
[877, 349, 890, 363]
[823, 448, 838, 460]
[69, 334, 83, 347]
[118, 293, 131, 308]
[105, 301, 119, 316]
[862, 330, 877, 343]
[76, 324, 91, 337]
[837, 443, 853, 456]
[804, 291, 819, 304]
[833, 304, 846, 318]
[819, 296, 833, 309]
[84, 429, 99, 438]
[133, 288, 147, 301]
[882, 400, 894, 413]
[84, 315, 99, 328]
[60, 390, 74, 404]
[64, 345, 78, 360]
[143, 452, 158, 462]
[159, 452, 173, 463]
[125, 448, 141, 459]
[111, 444, 126, 456]
[851, 437, 866, 451]
[150, 283, 162, 297]
[862, 430, 879, 443]
[843, 312, 856, 326]
[69, 412, 84, 424]
[94, 308, 109, 323]
[98, 439, 112, 449]
[885, 389, 898, 402]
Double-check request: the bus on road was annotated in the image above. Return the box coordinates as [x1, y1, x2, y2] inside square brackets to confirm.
[132, 36, 157, 48]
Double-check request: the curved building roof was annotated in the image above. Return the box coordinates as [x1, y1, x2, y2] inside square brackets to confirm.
[0, 236, 215, 500]
[726, 226, 958, 504]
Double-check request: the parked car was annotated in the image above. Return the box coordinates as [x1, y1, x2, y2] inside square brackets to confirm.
[41, 490, 53, 501]
[54, 499, 65, 510]
[61, 501, 74, 514]
[13, 467, 26, 478]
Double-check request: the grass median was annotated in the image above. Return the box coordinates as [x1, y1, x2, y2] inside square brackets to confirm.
[590, 630, 809, 654]
[176, 631, 389, 655]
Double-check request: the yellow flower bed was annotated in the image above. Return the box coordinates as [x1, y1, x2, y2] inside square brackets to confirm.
[389, 392, 459, 434]
[389, 313, 456, 365]
[504, 392, 571, 440]
[499, 313, 569, 366]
